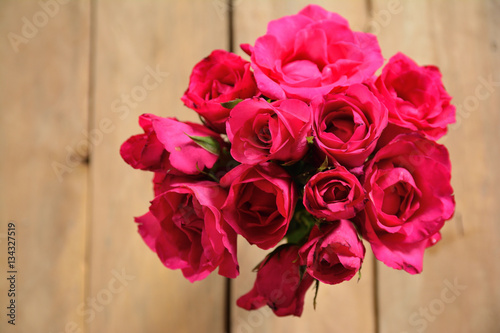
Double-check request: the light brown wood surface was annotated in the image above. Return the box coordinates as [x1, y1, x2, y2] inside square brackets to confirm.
[0, 1, 90, 332]
[0, 1, 498, 333]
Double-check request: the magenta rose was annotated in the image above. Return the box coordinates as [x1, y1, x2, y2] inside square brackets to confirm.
[121, 114, 224, 175]
[221, 163, 297, 249]
[358, 134, 455, 274]
[181, 49, 258, 133]
[237, 245, 314, 317]
[241, 4, 383, 101]
[299, 221, 365, 285]
[303, 166, 366, 220]
[135, 178, 238, 282]
[226, 98, 312, 164]
[120, 114, 173, 172]
[373, 52, 456, 141]
[312, 84, 388, 167]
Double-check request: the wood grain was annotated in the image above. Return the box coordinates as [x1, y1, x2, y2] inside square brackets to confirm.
[0, 1, 90, 332]
[231, 2, 376, 332]
[372, 1, 500, 332]
[88, 1, 229, 332]
[0, 1, 498, 332]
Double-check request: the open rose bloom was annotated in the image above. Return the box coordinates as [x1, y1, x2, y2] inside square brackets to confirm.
[120, 4, 456, 317]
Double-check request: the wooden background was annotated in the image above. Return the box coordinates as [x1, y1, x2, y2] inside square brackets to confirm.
[0, 0, 498, 332]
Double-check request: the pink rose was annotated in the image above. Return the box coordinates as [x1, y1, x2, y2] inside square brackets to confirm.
[135, 178, 238, 282]
[221, 163, 297, 249]
[299, 221, 365, 285]
[358, 134, 455, 274]
[312, 84, 388, 167]
[373, 52, 456, 141]
[237, 245, 314, 317]
[119, 114, 173, 172]
[303, 166, 366, 220]
[181, 50, 258, 133]
[152, 116, 224, 174]
[241, 4, 383, 101]
[121, 114, 223, 175]
[227, 98, 312, 164]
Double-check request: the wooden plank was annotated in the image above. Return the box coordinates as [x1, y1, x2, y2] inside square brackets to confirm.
[231, 2, 376, 332]
[0, 1, 90, 332]
[88, 1, 229, 332]
[372, 0, 500, 332]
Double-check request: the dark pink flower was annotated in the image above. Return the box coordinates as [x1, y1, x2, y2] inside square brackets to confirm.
[303, 166, 366, 220]
[358, 134, 455, 274]
[120, 114, 223, 175]
[299, 221, 365, 285]
[373, 52, 456, 141]
[221, 163, 297, 249]
[135, 178, 238, 282]
[119, 114, 173, 172]
[312, 84, 388, 167]
[181, 50, 258, 133]
[237, 245, 314, 317]
[242, 4, 383, 101]
[227, 98, 312, 164]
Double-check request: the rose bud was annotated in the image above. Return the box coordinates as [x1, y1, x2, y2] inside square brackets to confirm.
[237, 245, 314, 317]
[303, 166, 366, 220]
[181, 49, 258, 133]
[299, 220, 365, 285]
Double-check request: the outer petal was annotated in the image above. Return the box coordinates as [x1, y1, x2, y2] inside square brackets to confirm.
[237, 245, 314, 317]
[151, 117, 222, 174]
[135, 212, 161, 252]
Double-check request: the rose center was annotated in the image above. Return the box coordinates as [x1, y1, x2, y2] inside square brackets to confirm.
[239, 185, 278, 223]
[257, 125, 272, 143]
[252, 113, 277, 148]
[325, 115, 355, 142]
[324, 183, 349, 202]
[173, 196, 204, 232]
[381, 181, 418, 220]
[391, 73, 428, 108]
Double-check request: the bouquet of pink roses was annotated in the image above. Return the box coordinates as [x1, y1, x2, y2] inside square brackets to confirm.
[120, 5, 455, 317]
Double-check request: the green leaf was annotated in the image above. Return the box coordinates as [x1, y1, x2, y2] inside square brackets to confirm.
[306, 136, 314, 144]
[286, 224, 310, 244]
[313, 280, 320, 310]
[298, 264, 306, 281]
[221, 98, 243, 109]
[281, 159, 298, 167]
[286, 208, 316, 244]
[186, 134, 220, 155]
[195, 163, 220, 182]
[317, 156, 329, 172]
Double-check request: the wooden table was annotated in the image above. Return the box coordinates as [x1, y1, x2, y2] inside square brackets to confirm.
[0, 1, 498, 332]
